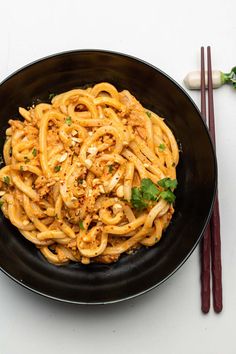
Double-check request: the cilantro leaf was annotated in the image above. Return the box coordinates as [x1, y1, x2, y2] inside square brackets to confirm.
[131, 187, 148, 211]
[79, 220, 85, 230]
[65, 116, 72, 126]
[54, 165, 61, 172]
[3, 176, 10, 185]
[108, 165, 114, 173]
[32, 148, 37, 157]
[158, 143, 166, 151]
[131, 177, 177, 210]
[141, 178, 160, 201]
[158, 178, 177, 190]
[49, 93, 56, 100]
[160, 190, 176, 203]
[146, 111, 152, 118]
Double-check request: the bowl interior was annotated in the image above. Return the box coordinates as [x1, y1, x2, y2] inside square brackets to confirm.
[0, 50, 216, 304]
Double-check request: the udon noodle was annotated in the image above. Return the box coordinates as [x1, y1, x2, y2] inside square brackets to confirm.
[0, 83, 179, 265]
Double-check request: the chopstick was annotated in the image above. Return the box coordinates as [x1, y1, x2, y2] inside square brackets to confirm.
[200, 48, 211, 313]
[200, 46, 223, 314]
[207, 46, 223, 313]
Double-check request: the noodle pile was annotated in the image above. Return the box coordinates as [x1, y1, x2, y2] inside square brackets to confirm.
[0, 83, 179, 265]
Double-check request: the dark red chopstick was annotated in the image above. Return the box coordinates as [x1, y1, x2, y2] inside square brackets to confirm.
[200, 46, 223, 313]
[200, 47, 211, 314]
[207, 46, 223, 313]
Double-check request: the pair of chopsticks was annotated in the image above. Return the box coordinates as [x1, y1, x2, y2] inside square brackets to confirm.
[200, 46, 222, 314]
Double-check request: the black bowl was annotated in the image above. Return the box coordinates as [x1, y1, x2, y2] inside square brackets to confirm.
[0, 50, 216, 304]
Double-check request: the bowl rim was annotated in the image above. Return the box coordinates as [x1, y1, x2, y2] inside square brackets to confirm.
[0, 49, 217, 305]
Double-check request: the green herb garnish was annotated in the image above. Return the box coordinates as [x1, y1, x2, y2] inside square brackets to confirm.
[131, 187, 148, 211]
[0, 200, 3, 209]
[140, 178, 160, 201]
[131, 177, 177, 211]
[49, 93, 56, 100]
[65, 116, 72, 126]
[32, 148, 37, 157]
[131, 179, 160, 211]
[54, 165, 61, 172]
[158, 178, 177, 203]
[158, 177, 177, 190]
[3, 176, 10, 185]
[146, 111, 152, 118]
[79, 220, 85, 230]
[158, 143, 166, 151]
[159, 190, 176, 203]
[24, 156, 30, 163]
[222, 67, 236, 89]
[108, 165, 114, 173]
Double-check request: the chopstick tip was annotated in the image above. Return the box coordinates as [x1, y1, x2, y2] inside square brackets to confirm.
[214, 304, 223, 314]
[201, 306, 210, 314]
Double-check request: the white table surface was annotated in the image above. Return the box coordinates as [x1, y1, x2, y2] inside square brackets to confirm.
[0, 0, 236, 353]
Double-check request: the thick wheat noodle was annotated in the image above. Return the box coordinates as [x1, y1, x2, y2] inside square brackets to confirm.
[0, 82, 179, 265]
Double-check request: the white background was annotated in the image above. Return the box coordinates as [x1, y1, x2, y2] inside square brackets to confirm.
[0, 0, 236, 353]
